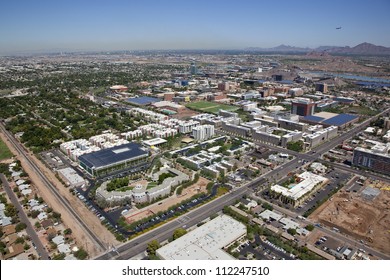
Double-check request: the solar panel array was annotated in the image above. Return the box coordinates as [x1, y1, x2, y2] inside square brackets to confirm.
[78, 142, 149, 168]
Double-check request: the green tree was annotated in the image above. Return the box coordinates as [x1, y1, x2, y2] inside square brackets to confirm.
[15, 223, 27, 232]
[287, 228, 297, 236]
[172, 228, 187, 240]
[147, 240, 160, 256]
[305, 224, 314, 231]
[64, 228, 72, 235]
[74, 248, 88, 260]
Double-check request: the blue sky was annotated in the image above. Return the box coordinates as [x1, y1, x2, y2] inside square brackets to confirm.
[0, 0, 389, 54]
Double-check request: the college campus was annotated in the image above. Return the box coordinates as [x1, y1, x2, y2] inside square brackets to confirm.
[1, 2, 390, 268]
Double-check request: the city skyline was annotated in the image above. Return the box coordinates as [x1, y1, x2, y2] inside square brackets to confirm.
[1, 0, 390, 55]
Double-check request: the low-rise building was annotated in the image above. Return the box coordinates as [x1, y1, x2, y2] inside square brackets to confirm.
[270, 171, 328, 207]
[156, 215, 246, 260]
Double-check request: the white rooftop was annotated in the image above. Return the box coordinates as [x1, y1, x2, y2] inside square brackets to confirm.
[156, 215, 246, 260]
[271, 171, 327, 200]
[258, 209, 283, 221]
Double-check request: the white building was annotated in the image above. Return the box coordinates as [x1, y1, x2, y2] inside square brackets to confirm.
[270, 171, 327, 207]
[57, 167, 86, 188]
[156, 215, 246, 260]
[192, 124, 215, 141]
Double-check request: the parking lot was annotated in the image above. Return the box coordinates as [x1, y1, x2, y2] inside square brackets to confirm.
[235, 236, 294, 260]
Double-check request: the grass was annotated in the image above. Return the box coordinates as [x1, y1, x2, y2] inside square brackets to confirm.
[0, 138, 12, 160]
[186, 101, 239, 114]
[147, 182, 158, 189]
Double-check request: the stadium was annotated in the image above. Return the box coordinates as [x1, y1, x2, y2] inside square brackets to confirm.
[78, 142, 150, 177]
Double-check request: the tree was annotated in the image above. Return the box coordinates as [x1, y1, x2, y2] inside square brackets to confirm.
[287, 228, 297, 236]
[15, 237, 25, 244]
[64, 228, 72, 235]
[15, 223, 27, 232]
[172, 228, 187, 240]
[74, 248, 88, 260]
[147, 240, 160, 256]
[305, 224, 314, 231]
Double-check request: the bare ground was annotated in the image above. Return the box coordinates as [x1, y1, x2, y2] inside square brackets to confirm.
[0, 131, 119, 257]
[310, 187, 390, 254]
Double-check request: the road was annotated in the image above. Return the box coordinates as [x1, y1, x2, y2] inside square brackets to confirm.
[97, 107, 390, 260]
[0, 122, 107, 252]
[0, 174, 49, 260]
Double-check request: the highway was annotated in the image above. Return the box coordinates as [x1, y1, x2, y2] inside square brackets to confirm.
[97, 107, 390, 260]
[0, 174, 50, 260]
[0, 122, 107, 252]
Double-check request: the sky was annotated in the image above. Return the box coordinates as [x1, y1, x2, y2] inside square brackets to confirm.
[1, 0, 390, 54]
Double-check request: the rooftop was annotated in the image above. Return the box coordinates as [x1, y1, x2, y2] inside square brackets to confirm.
[156, 215, 246, 260]
[78, 142, 149, 169]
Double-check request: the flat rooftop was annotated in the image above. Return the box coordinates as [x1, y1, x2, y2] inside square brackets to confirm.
[271, 171, 327, 200]
[78, 142, 149, 169]
[156, 215, 246, 260]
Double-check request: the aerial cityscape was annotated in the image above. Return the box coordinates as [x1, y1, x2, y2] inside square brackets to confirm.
[0, 0, 389, 263]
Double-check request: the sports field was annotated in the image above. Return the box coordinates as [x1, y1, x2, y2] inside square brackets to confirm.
[0, 138, 12, 160]
[186, 101, 239, 114]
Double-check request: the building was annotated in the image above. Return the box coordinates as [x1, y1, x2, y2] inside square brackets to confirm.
[291, 98, 316, 116]
[78, 142, 150, 177]
[270, 171, 328, 207]
[192, 124, 215, 141]
[315, 83, 328, 93]
[190, 62, 198, 75]
[57, 167, 86, 188]
[384, 117, 390, 130]
[288, 88, 304, 97]
[302, 112, 359, 129]
[96, 168, 189, 205]
[156, 215, 246, 260]
[352, 144, 390, 174]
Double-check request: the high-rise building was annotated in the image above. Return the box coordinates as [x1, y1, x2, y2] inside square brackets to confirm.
[190, 62, 198, 75]
[352, 145, 390, 174]
[315, 83, 328, 93]
[384, 117, 390, 130]
[192, 125, 215, 141]
[291, 98, 316, 116]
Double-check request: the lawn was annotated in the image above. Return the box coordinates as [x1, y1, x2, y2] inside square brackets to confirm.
[0, 138, 12, 160]
[186, 101, 239, 114]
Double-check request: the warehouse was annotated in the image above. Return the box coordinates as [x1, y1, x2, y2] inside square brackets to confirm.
[78, 142, 150, 177]
[156, 215, 246, 260]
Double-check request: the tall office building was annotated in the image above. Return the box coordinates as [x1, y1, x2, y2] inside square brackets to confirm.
[315, 83, 328, 93]
[192, 125, 215, 141]
[291, 98, 316, 116]
[190, 62, 198, 75]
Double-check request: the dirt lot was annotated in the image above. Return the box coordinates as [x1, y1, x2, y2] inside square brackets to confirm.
[311, 187, 390, 254]
[125, 176, 210, 223]
[0, 131, 119, 257]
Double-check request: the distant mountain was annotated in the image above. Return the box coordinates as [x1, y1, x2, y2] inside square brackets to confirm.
[326, 42, 390, 55]
[246, 42, 390, 55]
[245, 45, 311, 53]
[315, 46, 343, 51]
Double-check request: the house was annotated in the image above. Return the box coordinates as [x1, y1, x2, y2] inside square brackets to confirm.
[40, 219, 54, 229]
[58, 243, 71, 254]
[3, 224, 16, 235]
[52, 235, 65, 245]
[37, 212, 48, 221]
[3, 233, 18, 245]
[4, 243, 24, 260]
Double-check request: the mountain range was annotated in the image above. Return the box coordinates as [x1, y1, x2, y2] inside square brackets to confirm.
[246, 42, 390, 55]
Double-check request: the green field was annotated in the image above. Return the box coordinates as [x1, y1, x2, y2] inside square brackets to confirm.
[186, 101, 239, 114]
[0, 138, 12, 160]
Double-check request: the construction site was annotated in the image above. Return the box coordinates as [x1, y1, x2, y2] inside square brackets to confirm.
[312, 179, 390, 254]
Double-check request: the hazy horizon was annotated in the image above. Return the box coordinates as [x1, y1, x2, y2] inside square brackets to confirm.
[1, 0, 390, 55]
